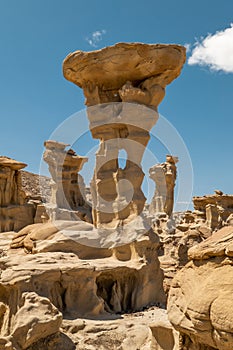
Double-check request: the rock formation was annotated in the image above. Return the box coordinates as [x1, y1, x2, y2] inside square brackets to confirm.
[0, 292, 62, 349]
[0, 156, 35, 232]
[21, 170, 51, 202]
[63, 42, 186, 228]
[149, 155, 178, 217]
[168, 225, 233, 350]
[1, 41, 233, 350]
[150, 189, 233, 298]
[43, 140, 92, 223]
[193, 192, 233, 231]
[5, 42, 187, 349]
[9, 220, 165, 314]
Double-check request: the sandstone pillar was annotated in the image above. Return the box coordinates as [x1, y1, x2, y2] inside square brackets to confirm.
[0, 157, 34, 231]
[63, 43, 186, 228]
[149, 155, 178, 217]
[43, 140, 87, 211]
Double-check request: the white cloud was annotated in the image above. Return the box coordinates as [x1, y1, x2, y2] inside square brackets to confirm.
[188, 24, 233, 73]
[86, 30, 106, 48]
[184, 43, 191, 53]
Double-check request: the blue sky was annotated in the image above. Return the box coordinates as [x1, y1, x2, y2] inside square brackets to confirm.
[0, 0, 232, 205]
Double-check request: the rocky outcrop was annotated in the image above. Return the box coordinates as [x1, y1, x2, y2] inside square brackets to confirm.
[63, 43, 186, 228]
[167, 226, 233, 350]
[63, 42, 186, 104]
[43, 140, 92, 223]
[193, 192, 233, 231]
[21, 171, 51, 202]
[5, 42, 187, 348]
[0, 292, 63, 349]
[0, 157, 35, 232]
[61, 307, 179, 350]
[88, 103, 158, 228]
[149, 155, 178, 217]
[10, 219, 165, 316]
[150, 212, 206, 295]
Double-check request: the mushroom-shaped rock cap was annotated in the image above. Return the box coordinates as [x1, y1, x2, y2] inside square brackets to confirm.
[63, 42, 186, 90]
[0, 156, 27, 170]
[44, 140, 70, 151]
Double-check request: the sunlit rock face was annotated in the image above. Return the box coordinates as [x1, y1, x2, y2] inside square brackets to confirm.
[0, 156, 35, 232]
[168, 225, 233, 350]
[0, 43, 186, 349]
[149, 155, 179, 217]
[193, 192, 233, 231]
[63, 42, 186, 228]
[43, 140, 87, 209]
[43, 140, 92, 223]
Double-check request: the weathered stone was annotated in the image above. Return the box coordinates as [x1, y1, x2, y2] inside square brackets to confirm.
[149, 155, 178, 217]
[0, 156, 26, 206]
[5, 42, 188, 349]
[168, 226, 233, 350]
[63, 43, 185, 228]
[0, 157, 35, 232]
[88, 103, 158, 228]
[9, 226, 165, 316]
[193, 193, 233, 230]
[63, 42, 186, 106]
[61, 307, 179, 350]
[0, 292, 62, 350]
[43, 140, 92, 223]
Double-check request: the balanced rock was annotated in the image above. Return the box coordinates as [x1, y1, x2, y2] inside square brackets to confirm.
[63, 43, 185, 228]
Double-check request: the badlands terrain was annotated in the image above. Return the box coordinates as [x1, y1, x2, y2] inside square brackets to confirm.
[0, 43, 232, 350]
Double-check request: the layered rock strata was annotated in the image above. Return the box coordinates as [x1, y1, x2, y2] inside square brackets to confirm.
[9, 221, 166, 322]
[43, 140, 92, 223]
[0, 157, 35, 232]
[6, 42, 186, 348]
[63, 42, 186, 228]
[193, 192, 233, 231]
[168, 225, 233, 350]
[149, 155, 178, 217]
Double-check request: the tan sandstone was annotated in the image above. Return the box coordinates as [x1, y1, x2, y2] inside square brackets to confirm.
[0, 157, 35, 232]
[63, 42, 186, 228]
[168, 225, 233, 350]
[149, 155, 178, 217]
[4, 42, 187, 349]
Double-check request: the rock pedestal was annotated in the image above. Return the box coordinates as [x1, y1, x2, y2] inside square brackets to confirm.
[43, 141, 87, 209]
[43, 140, 92, 223]
[6, 42, 186, 348]
[87, 103, 157, 228]
[63, 43, 185, 228]
[0, 156, 34, 232]
[149, 155, 178, 217]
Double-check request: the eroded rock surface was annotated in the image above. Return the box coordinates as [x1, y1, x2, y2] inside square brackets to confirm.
[0, 292, 62, 350]
[63, 42, 186, 105]
[63, 43, 186, 228]
[149, 155, 178, 217]
[2, 42, 188, 349]
[168, 226, 233, 350]
[43, 140, 92, 223]
[10, 219, 165, 316]
[0, 157, 35, 232]
[61, 307, 179, 350]
[193, 192, 233, 231]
